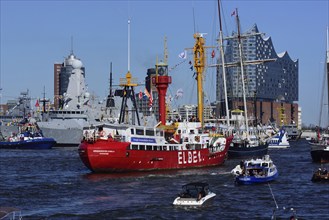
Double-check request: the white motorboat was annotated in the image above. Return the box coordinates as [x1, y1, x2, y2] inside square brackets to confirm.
[173, 182, 216, 206]
[268, 129, 290, 149]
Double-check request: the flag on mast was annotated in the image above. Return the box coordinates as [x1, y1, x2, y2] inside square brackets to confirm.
[35, 99, 40, 107]
[211, 50, 215, 58]
[178, 50, 187, 59]
[148, 88, 153, 107]
[138, 90, 143, 100]
[144, 88, 151, 98]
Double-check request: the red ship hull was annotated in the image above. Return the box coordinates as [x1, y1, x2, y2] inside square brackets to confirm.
[78, 137, 233, 172]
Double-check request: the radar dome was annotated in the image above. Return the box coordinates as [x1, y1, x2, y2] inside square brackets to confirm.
[84, 92, 90, 98]
[72, 59, 83, 69]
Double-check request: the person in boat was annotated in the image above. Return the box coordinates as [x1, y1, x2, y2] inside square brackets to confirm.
[8, 133, 14, 142]
[23, 128, 31, 138]
[83, 130, 89, 141]
[197, 190, 205, 201]
[98, 127, 106, 138]
[197, 192, 202, 200]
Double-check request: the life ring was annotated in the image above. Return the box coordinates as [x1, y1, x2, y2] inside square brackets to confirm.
[195, 136, 200, 142]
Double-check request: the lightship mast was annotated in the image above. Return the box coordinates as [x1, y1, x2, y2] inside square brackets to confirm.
[193, 33, 206, 126]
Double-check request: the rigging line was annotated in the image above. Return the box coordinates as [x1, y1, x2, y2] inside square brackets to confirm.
[219, 0, 230, 38]
[211, 0, 217, 47]
[189, 80, 196, 105]
[319, 60, 326, 126]
[268, 183, 279, 210]
[188, 74, 196, 105]
[127, 1, 132, 72]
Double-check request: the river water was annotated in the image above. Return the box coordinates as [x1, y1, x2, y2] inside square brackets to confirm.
[1, 139, 328, 219]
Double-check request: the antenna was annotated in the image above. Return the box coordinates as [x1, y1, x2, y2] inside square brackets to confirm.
[70, 36, 74, 55]
[128, 19, 131, 72]
[192, 5, 196, 33]
[164, 36, 168, 63]
[327, 26, 329, 63]
[110, 62, 113, 97]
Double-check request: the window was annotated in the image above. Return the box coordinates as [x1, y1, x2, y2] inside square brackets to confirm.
[136, 129, 144, 135]
[146, 130, 154, 136]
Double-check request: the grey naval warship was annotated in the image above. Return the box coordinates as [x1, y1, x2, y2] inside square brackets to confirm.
[36, 53, 118, 146]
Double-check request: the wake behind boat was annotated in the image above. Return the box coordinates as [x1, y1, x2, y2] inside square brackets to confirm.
[173, 182, 216, 206]
[231, 155, 278, 184]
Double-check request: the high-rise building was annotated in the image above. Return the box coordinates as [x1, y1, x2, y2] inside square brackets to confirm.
[53, 63, 61, 109]
[216, 24, 299, 126]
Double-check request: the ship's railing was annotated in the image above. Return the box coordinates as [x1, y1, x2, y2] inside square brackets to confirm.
[0, 208, 22, 220]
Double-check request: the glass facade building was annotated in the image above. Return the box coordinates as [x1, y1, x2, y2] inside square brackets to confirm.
[217, 24, 298, 106]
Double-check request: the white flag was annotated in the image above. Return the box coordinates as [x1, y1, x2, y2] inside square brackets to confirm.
[178, 50, 187, 59]
[175, 88, 184, 99]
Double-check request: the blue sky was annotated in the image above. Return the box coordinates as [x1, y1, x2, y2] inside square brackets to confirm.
[0, 0, 328, 126]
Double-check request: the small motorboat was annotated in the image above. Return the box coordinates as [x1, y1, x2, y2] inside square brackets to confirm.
[232, 155, 278, 185]
[311, 167, 329, 182]
[0, 126, 56, 150]
[173, 182, 216, 206]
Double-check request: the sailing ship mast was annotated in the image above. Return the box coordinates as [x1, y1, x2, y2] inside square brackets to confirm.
[235, 8, 250, 136]
[318, 27, 329, 127]
[217, 0, 230, 126]
[327, 27, 329, 126]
